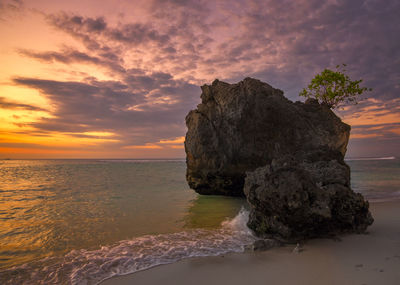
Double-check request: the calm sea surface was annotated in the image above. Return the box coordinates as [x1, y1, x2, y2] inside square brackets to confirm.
[0, 158, 399, 284]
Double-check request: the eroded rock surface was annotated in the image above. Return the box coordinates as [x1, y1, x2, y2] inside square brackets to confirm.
[184, 77, 373, 240]
[244, 151, 373, 242]
[185, 78, 349, 196]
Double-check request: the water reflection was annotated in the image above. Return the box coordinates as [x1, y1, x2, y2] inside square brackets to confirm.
[182, 195, 247, 229]
[0, 160, 204, 270]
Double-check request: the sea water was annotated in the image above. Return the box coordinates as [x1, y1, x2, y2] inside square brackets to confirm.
[0, 158, 399, 284]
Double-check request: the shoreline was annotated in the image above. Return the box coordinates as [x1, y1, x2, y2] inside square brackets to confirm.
[102, 200, 400, 285]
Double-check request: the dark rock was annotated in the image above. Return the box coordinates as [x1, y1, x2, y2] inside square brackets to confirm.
[252, 239, 281, 251]
[184, 77, 373, 241]
[244, 152, 373, 242]
[185, 78, 349, 196]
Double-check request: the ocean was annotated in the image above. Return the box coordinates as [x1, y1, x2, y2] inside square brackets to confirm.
[0, 158, 399, 284]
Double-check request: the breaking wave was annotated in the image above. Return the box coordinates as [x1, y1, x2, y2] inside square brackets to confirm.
[0, 208, 255, 285]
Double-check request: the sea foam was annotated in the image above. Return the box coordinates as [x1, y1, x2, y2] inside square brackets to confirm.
[0, 208, 255, 285]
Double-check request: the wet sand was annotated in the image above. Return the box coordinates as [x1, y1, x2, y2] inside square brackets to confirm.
[102, 200, 400, 285]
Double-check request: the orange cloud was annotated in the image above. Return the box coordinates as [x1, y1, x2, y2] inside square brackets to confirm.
[0, 131, 119, 147]
[0, 147, 93, 160]
[122, 136, 185, 151]
[350, 133, 383, 139]
[1, 0, 399, 159]
[123, 144, 163, 149]
[343, 110, 400, 127]
[170, 145, 184, 149]
[158, 136, 185, 144]
[390, 128, 400, 135]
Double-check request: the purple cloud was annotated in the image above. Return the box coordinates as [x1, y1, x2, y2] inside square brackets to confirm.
[7, 0, 400, 156]
[0, 96, 46, 111]
[13, 75, 199, 145]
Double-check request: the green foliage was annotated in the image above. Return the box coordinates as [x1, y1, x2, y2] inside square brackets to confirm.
[299, 64, 372, 109]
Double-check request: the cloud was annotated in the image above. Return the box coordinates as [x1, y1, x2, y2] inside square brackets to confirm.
[37, 0, 399, 97]
[350, 123, 400, 139]
[18, 47, 127, 75]
[123, 143, 162, 149]
[46, 12, 171, 50]
[42, 5, 214, 82]
[12, 0, 400, 95]
[12, 75, 199, 146]
[4, 0, 400, 157]
[0, 0, 24, 21]
[0, 0, 23, 11]
[18, 48, 101, 65]
[336, 97, 400, 155]
[0, 96, 46, 111]
[201, 0, 399, 101]
[158, 136, 184, 144]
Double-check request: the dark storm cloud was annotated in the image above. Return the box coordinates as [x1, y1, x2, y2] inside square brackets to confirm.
[0, 96, 46, 111]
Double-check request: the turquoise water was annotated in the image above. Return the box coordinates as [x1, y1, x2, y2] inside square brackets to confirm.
[0, 158, 399, 284]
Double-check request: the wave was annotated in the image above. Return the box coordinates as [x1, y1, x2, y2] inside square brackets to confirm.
[345, 156, 396, 161]
[0, 208, 255, 285]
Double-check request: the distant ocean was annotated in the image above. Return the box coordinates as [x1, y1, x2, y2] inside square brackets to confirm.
[0, 158, 399, 284]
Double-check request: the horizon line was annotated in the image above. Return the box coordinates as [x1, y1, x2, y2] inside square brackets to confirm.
[1, 156, 397, 161]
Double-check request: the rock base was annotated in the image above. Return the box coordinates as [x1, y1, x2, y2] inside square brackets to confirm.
[244, 151, 373, 242]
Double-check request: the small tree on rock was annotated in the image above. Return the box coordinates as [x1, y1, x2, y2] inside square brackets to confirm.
[299, 64, 372, 109]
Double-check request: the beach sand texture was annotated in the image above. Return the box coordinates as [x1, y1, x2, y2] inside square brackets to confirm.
[102, 201, 400, 285]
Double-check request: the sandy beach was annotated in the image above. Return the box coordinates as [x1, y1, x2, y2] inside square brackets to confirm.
[102, 200, 400, 285]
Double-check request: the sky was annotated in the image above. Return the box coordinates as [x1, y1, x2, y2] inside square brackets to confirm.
[0, 0, 399, 159]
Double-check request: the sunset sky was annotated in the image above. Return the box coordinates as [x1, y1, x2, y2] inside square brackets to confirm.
[0, 0, 399, 159]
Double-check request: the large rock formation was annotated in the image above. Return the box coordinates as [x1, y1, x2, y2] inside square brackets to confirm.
[244, 151, 373, 242]
[185, 78, 349, 196]
[184, 77, 373, 240]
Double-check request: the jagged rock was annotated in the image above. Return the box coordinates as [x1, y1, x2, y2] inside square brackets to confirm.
[185, 77, 349, 196]
[184, 77, 373, 240]
[244, 151, 373, 242]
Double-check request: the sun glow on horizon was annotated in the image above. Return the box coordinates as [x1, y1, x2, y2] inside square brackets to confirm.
[0, 0, 398, 158]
